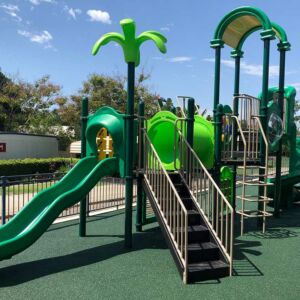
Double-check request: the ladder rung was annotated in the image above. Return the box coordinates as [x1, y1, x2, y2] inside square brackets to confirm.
[236, 195, 273, 202]
[238, 165, 266, 169]
[236, 180, 273, 186]
[236, 210, 272, 218]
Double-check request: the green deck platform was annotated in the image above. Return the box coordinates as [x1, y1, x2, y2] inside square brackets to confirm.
[1, 206, 300, 299]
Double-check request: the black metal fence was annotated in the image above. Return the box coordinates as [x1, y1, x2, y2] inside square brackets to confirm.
[0, 173, 136, 224]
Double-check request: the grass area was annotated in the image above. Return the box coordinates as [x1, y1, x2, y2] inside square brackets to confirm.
[1, 206, 300, 299]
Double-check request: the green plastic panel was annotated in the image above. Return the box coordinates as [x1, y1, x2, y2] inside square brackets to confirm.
[147, 111, 214, 170]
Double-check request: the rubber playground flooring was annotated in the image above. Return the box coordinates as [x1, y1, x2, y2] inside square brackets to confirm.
[1, 200, 300, 300]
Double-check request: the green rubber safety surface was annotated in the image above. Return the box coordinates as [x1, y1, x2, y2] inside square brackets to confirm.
[1, 207, 300, 300]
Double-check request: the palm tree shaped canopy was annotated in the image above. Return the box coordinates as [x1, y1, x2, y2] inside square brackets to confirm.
[92, 18, 167, 67]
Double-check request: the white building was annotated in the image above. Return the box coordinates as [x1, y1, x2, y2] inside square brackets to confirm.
[0, 132, 59, 159]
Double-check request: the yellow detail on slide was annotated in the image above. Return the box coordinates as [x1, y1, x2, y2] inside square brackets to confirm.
[96, 128, 114, 160]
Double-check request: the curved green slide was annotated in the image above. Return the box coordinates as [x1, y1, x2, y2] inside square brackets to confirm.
[0, 106, 125, 261]
[147, 111, 214, 170]
[0, 156, 118, 261]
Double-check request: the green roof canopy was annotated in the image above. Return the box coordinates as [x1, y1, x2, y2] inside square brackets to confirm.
[232, 22, 291, 56]
[211, 6, 276, 49]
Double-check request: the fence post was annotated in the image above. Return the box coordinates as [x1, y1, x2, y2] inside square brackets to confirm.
[1, 176, 7, 225]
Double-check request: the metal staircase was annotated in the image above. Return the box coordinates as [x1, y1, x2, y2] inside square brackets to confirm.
[140, 123, 233, 283]
[222, 95, 273, 235]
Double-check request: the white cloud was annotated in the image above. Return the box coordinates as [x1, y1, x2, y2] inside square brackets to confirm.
[167, 56, 193, 63]
[0, 4, 22, 22]
[64, 6, 81, 20]
[87, 9, 111, 24]
[29, 0, 56, 5]
[204, 58, 279, 77]
[18, 30, 53, 48]
[160, 27, 170, 32]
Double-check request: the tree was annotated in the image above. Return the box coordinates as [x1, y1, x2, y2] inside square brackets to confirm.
[56, 72, 160, 140]
[0, 75, 62, 132]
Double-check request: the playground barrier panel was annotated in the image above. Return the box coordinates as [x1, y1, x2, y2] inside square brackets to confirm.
[0, 173, 136, 224]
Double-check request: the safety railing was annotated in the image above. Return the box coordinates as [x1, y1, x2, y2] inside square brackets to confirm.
[174, 125, 234, 276]
[143, 129, 188, 282]
[1, 173, 136, 224]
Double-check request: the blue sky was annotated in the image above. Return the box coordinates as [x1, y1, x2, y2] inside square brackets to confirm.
[1, 0, 300, 112]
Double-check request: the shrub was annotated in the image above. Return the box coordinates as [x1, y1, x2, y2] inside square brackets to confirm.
[0, 157, 79, 176]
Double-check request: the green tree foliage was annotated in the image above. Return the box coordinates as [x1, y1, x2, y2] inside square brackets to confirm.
[0, 75, 61, 132]
[0, 70, 158, 146]
[56, 72, 159, 139]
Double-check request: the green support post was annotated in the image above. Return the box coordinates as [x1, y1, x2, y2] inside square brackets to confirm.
[79, 97, 88, 237]
[231, 51, 242, 211]
[274, 47, 286, 217]
[214, 104, 223, 228]
[124, 62, 135, 248]
[213, 46, 222, 121]
[215, 104, 224, 187]
[187, 98, 195, 148]
[136, 100, 144, 232]
[91, 18, 167, 247]
[212, 44, 223, 186]
[258, 38, 271, 225]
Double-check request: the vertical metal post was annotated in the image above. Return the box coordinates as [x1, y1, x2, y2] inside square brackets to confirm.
[215, 104, 224, 186]
[125, 62, 135, 248]
[187, 98, 195, 148]
[1, 176, 6, 225]
[274, 47, 286, 217]
[212, 45, 223, 188]
[213, 46, 222, 122]
[258, 39, 271, 223]
[232, 51, 242, 211]
[136, 100, 144, 232]
[79, 97, 88, 237]
[214, 104, 223, 228]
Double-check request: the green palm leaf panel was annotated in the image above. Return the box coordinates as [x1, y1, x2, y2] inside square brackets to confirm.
[92, 18, 167, 66]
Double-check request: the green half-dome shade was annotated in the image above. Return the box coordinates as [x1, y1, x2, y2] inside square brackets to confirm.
[92, 18, 167, 67]
[211, 6, 275, 49]
[231, 21, 291, 56]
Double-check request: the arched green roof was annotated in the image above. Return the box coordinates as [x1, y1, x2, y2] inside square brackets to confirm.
[231, 22, 290, 56]
[211, 6, 275, 49]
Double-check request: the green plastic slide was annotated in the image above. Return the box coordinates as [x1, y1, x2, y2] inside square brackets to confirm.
[0, 156, 118, 261]
[147, 111, 214, 170]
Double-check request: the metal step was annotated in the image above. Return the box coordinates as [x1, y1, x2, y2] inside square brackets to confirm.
[188, 260, 229, 283]
[187, 242, 220, 263]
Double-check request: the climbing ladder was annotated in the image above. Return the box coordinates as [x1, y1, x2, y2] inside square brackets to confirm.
[222, 94, 273, 235]
[140, 121, 233, 283]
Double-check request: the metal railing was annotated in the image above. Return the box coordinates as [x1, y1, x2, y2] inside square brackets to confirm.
[174, 125, 234, 276]
[143, 129, 188, 283]
[1, 173, 136, 224]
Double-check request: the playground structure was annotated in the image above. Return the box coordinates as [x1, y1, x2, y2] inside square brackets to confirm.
[0, 6, 300, 284]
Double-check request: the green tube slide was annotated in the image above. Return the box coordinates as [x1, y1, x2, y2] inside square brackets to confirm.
[0, 157, 118, 261]
[147, 111, 214, 170]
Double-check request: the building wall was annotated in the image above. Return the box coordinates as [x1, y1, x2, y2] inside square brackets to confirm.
[0, 133, 59, 159]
